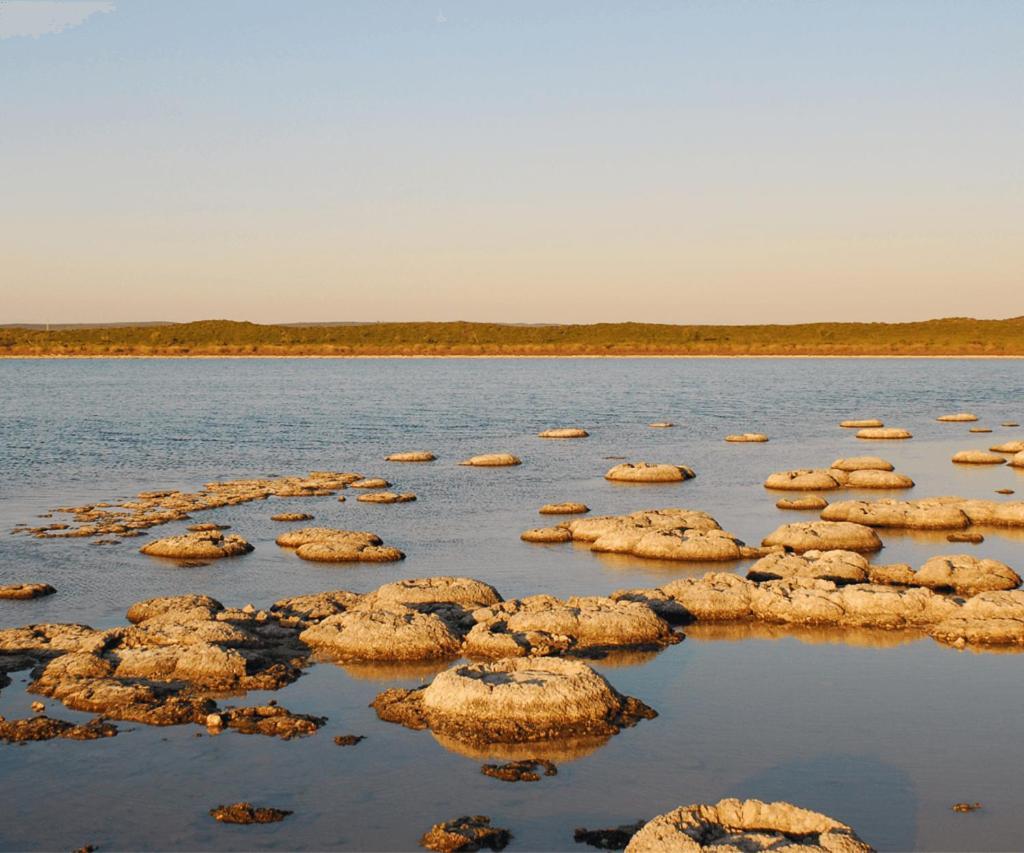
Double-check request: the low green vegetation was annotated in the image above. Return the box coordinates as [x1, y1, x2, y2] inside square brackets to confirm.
[1, 318, 1022, 356]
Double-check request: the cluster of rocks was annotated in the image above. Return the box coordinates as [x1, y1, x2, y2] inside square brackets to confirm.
[821, 497, 1024, 530]
[275, 527, 405, 563]
[764, 457, 914, 492]
[12, 471, 398, 544]
[522, 508, 767, 562]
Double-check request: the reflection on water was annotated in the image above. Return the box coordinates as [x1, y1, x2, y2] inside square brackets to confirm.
[431, 731, 612, 764]
[326, 657, 455, 683]
[2, 357, 1024, 850]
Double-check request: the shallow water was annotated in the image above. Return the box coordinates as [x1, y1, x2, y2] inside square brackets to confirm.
[1, 357, 1023, 851]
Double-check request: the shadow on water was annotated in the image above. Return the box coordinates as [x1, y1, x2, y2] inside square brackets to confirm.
[729, 753, 918, 852]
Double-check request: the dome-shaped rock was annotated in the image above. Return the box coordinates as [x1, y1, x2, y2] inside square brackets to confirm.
[844, 470, 915, 489]
[605, 463, 695, 483]
[385, 451, 436, 462]
[539, 502, 589, 515]
[914, 555, 1021, 594]
[140, 531, 253, 560]
[764, 470, 842, 491]
[356, 491, 417, 504]
[938, 412, 978, 422]
[856, 427, 912, 440]
[624, 798, 873, 853]
[761, 521, 882, 553]
[300, 608, 461, 660]
[0, 583, 56, 601]
[538, 428, 589, 439]
[776, 496, 829, 511]
[725, 433, 769, 443]
[830, 456, 894, 472]
[521, 527, 573, 543]
[747, 550, 870, 584]
[460, 454, 522, 467]
[952, 450, 1006, 465]
[840, 419, 883, 428]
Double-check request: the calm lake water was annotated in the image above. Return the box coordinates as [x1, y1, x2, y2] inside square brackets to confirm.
[2, 357, 1023, 852]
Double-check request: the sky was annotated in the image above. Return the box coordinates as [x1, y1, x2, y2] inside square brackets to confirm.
[2, 0, 1022, 325]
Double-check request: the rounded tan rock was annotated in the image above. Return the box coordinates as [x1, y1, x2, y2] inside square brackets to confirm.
[460, 454, 522, 467]
[725, 433, 768, 443]
[763, 470, 842, 491]
[830, 456, 894, 472]
[856, 427, 912, 440]
[356, 491, 417, 504]
[938, 412, 978, 422]
[761, 521, 882, 553]
[350, 478, 390, 489]
[0, 583, 56, 601]
[300, 608, 462, 660]
[648, 422, 674, 428]
[840, 419, 883, 428]
[822, 499, 971, 530]
[539, 502, 589, 515]
[139, 531, 253, 560]
[521, 527, 573, 543]
[537, 428, 589, 439]
[747, 550, 870, 584]
[1010, 451, 1024, 468]
[366, 577, 502, 611]
[844, 469, 915, 489]
[275, 527, 382, 549]
[385, 451, 436, 462]
[990, 440, 1024, 453]
[776, 496, 829, 511]
[270, 512, 314, 522]
[625, 798, 873, 853]
[914, 555, 1021, 594]
[952, 450, 1006, 465]
[605, 462, 695, 483]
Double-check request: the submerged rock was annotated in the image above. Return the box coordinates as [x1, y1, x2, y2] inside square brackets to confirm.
[856, 427, 912, 440]
[539, 503, 590, 515]
[356, 491, 417, 504]
[386, 451, 436, 462]
[271, 590, 362, 623]
[372, 657, 656, 744]
[460, 454, 522, 467]
[574, 822, 644, 850]
[0, 715, 118, 743]
[952, 450, 1006, 465]
[219, 705, 326, 739]
[538, 428, 589, 439]
[761, 521, 882, 553]
[210, 803, 292, 825]
[0, 583, 56, 601]
[480, 758, 557, 782]
[776, 496, 829, 511]
[624, 798, 874, 853]
[605, 463, 695, 483]
[334, 734, 365, 746]
[420, 816, 510, 852]
[648, 422, 674, 428]
[140, 531, 253, 560]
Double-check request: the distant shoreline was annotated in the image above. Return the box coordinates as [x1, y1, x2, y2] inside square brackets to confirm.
[3, 318, 1022, 358]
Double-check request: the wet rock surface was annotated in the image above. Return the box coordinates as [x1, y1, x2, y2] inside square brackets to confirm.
[420, 815, 511, 852]
[914, 555, 1021, 594]
[605, 463, 695, 483]
[140, 531, 254, 560]
[372, 657, 656, 744]
[574, 822, 644, 850]
[302, 607, 462, 661]
[761, 521, 882, 553]
[480, 758, 557, 782]
[0, 715, 118, 743]
[624, 798, 874, 853]
[210, 803, 292, 824]
[747, 550, 870, 584]
[275, 527, 405, 563]
[334, 734, 365, 746]
[216, 704, 326, 739]
[0, 583, 56, 601]
[521, 527, 574, 543]
[952, 450, 1006, 465]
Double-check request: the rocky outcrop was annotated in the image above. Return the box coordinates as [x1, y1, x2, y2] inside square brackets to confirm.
[929, 591, 1024, 647]
[372, 657, 655, 744]
[538, 428, 589, 438]
[385, 451, 436, 462]
[624, 798, 874, 853]
[0, 715, 118, 743]
[991, 440, 1024, 453]
[0, 583, 56, 601]
[350, 478, 391, 489]
[463, 595, 678, 658]
[856, 427, 912, 440]
[210, 803, 292, 824]
[605, 463, 696, 483]
[139, 531, 253, 560]
[822, 497, 1024, 529]
[747, 550, 870, 584]
[764, 470, 843, 491]
[952, 450, 1006, 465]
[270, 512, 314, 522]
[914, 555, 1020, 594]
[275, 527, 404, 562]
[420, 816, 510, 852]
[761, 521, 882, 553]
[300, 608, 462, 661]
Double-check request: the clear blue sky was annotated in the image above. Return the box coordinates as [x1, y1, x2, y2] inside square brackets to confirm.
[2, 0, 1022, 324]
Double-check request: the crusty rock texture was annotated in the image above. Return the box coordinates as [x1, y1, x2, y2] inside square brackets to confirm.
[913, 555, 1021, 594]
[275, 527, 404, 562]
[0, 583, 56, 601]
[538, 428, 589, 438]
[822, 497, 1024, 530]
[765, 465, 912, 492]
[929, 591, 1024, 647]
[624, 798, 874, 853]
[539, 502, 589, 515]
[460, 454, 522, 467]
[350, 478, 391, 489]
[386, 451, 436, 462]
[372, 657, 655, 744]
[605, 463, 695, 483]
[140, 531, 254, 560]
[952, 450, 1006, 465]
[1010, 451, 1024, 468]
[747, 550, 870, 584]
[856, 427, 912, 440]
[463, 595, 678, 658]
[300, 608, 462, 661]
[420, 815, 510, 852]
[210, 803, 292, 824]
[0, 715, 118, 743]
[761, 522, 882, 553]
[776, 496, 829, 511]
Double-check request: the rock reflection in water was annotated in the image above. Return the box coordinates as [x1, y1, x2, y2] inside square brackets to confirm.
[432, 730, 612, 764]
